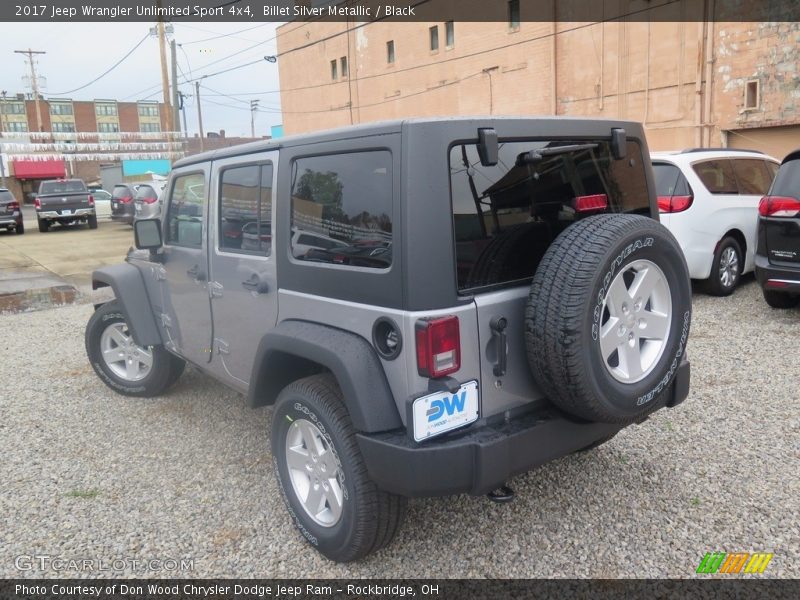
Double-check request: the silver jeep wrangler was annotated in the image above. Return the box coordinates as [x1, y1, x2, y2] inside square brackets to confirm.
[85, 118, 691, 562]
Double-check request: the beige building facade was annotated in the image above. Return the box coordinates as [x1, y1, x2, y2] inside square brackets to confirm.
[277, 2, 800, 158]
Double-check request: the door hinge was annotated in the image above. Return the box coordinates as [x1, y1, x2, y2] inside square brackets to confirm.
[215, 338, 230, 355]
[208, 281, 224, 298]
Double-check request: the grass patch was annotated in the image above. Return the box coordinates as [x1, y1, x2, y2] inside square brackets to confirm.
[690, 497, 701, 506]
[65, 489, 100, 499]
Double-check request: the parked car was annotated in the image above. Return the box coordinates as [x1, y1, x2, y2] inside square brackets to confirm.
[85, 118, 691, 562]
[133, 183, 163, 223]
[755, 149, 800, 308]
[91, 189, 113, 219]
[652, 149, 779, 295]
[111, 184, 140, 224]
[0, 188, 24, 234]
[35, 178, 97, 232]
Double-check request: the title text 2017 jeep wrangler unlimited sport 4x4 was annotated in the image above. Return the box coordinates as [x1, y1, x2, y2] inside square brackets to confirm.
[85, 118, 691, 562]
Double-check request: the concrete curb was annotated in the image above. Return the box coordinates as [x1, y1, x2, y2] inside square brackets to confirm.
[0, 284, 82, 314]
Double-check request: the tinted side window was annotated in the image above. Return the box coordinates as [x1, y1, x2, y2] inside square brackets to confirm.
[219, 163, 273, 256]
[165, 173, 206, 248]
[765, 161, 779, 179]
[290, 151, 393, 269]
[692, 159, 738, 194]
[653, 163, 681, 196]
[770, 158, 800, 198]
[112, 186, 132, 199]
[135, 185, 159, 200]
[732, 159, 773, 195]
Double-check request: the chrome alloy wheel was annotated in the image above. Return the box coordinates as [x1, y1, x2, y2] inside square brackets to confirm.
[599, 259, 672, 384]
[99, 322, 153, 382]
[285, 418, 344, 527]
[719, 246, 740, 288]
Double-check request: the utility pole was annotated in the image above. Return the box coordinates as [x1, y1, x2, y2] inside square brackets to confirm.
[195, 81, 204, 152]
[14, 49, 46, 132]
[0, 91, 6, 188]
[157, 17, 173, 133]
[178, 91, 188, 137]
[250, 99, 259, 138]
[170, 39, 180, 136]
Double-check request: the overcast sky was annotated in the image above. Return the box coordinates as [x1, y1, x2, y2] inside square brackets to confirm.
[0, 21, 284, 138]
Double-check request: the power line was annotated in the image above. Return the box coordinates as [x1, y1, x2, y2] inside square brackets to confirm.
[179, 23, 271, 46]
[48, 34, 150, 96]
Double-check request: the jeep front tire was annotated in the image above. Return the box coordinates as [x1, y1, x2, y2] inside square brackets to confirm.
[525, 214, 692, 424]
[272, 374, 406, 562]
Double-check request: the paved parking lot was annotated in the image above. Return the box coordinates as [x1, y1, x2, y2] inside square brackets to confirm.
[0, 278, 798, 578]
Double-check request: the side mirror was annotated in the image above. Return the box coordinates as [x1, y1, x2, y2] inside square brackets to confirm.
[611, 128, 627, 160]
[477, 128, 499, 166]
[134, 218, 163, 251]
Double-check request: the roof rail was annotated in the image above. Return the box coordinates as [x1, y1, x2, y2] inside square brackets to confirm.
[680, 147, 764, 154]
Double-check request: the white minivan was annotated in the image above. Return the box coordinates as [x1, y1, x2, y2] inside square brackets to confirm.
[652, 149, 779, 295]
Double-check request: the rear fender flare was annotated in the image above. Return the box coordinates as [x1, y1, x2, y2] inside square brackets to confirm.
[248, 320, 402, 434]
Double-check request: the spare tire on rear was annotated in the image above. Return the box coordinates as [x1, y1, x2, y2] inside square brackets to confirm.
[524, 214, 691, 424]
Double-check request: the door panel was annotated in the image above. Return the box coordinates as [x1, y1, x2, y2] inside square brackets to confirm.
[208, 153, 279, 391]
[160, 168, 213, 365]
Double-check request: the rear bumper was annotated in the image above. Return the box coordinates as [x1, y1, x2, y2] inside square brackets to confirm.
[755, 254, 800, 293]
[358, 358, 690, 498]
[38, 208, 95, 218]
[0, 216, 22, 226]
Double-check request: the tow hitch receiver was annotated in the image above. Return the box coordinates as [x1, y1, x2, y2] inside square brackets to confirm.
[487, 484, 515, 503]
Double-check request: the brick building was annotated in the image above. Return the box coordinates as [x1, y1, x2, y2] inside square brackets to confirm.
[0, 96, 171, 201]
[276, 1, 800, 159]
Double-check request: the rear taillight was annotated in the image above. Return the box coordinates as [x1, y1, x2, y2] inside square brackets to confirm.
[759, 196, 800, 218]
[88, 195, 94, 206]
[142, 196, 158, 204]
[120, 195, 133, 204]
[415, 316, 461, 378]
[657, 195, 693, 213]
[34, 198, 41, 209]
[573, 194, 608, 213]
[8, 201, 19, 211]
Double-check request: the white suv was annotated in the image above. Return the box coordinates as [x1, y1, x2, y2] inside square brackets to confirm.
[652, 149, 779, 295]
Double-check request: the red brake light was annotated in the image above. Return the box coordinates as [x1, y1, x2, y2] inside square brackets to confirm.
[8, 201, 19, 211]
[34, 198, 41, 209]
[658, 195, 693, 213]
[88, 195, 94, 206]
[573, 194, 608, 213]
[759, 196, 800, 217]
[415, 316, 461, 378]
[120, 195, 133, 204]
[142, 196, 158, 204]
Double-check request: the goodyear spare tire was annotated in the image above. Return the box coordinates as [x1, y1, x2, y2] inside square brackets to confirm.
[524, 214, 691, 424]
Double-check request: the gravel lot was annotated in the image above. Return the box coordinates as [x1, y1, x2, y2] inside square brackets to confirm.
[1, 277, 798, 579]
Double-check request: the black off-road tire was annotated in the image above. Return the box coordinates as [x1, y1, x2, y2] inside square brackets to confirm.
[37, 218, 49, 233]
[704, 236, 742, 296]
[15, 222, 24, 234]
[525, 214, 692, 424]
[466, 223, 550, 288]
[272, 374, 406, 562]
[85, 301, 182, 397]
[88, 214, 98, 229]
[762, 289, 800, 309]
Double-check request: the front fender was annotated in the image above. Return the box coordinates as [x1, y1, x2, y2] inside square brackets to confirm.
[92, 264, 162, 347]
[248, 320, 403, 434]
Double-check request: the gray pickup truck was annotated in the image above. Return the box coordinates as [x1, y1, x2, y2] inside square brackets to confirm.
[35, 178, 97, 232]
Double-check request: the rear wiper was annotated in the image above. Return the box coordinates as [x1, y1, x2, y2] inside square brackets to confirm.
[516, 143, 599, 166]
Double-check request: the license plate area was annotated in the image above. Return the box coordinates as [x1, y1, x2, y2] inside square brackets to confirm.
[61, 209, 72, 215]
[411, 380, 479, 442]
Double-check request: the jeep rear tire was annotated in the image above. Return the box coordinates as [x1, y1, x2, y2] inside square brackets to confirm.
[85, 301, 184, 397]
[37, 218, 49, 233]
[525, 214, 691, 424]
[272, 374, 406, 562]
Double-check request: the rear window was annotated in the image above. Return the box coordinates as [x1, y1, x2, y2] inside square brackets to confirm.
[450, 139, 649, 291]
[112, 186, 133, 199]
[770, 157, 800, 199]
[0, 190, 14, 202]
[39, 180, 87, 194]
[653, 163, 691, 196]
[135, 185, 158, 200]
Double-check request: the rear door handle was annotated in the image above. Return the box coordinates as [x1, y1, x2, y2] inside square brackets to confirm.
[242, 274, 268, 293]
[187, 264, 206, 281]
[489, 316, 508, 377]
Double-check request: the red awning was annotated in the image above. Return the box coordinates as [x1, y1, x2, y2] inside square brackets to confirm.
[12, 159, 67, 179]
